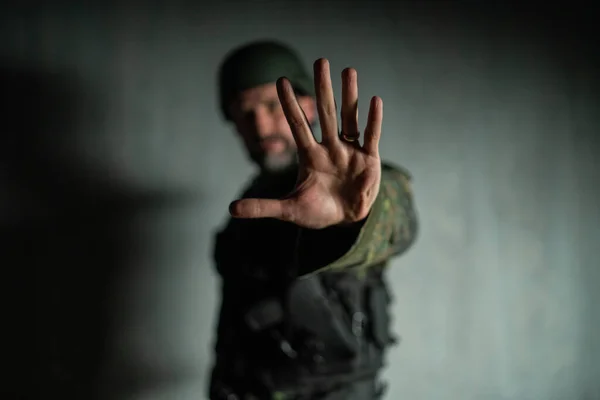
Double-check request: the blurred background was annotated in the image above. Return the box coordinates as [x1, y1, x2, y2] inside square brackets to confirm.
[0, 1, 598, 399]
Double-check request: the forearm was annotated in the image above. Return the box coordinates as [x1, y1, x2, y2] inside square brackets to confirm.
[295, 217, 367, 273]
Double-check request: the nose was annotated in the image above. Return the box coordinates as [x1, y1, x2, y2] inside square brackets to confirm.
[251, 106, 276, 138]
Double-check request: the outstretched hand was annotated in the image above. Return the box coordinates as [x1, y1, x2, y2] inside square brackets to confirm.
[229, 58, 383, 229]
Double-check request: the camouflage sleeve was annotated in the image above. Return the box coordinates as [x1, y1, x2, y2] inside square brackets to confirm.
[296, 163, 418, 277]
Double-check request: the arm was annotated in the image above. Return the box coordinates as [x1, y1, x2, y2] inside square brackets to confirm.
[228, 62, 413, 274]
[296, 163, 418, 276]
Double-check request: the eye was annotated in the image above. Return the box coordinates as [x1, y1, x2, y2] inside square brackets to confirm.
[265, 100, 282, 114]
[242, 110, 256, 122]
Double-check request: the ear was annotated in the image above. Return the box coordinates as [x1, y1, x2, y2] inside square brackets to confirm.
[297, 95, 317, 126]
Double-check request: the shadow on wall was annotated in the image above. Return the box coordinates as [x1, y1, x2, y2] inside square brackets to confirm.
[0, 61, 199, 400]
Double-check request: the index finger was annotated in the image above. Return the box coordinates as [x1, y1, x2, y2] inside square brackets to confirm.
[276, 77, 316, 149]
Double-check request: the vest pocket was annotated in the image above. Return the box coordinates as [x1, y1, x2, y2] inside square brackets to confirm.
[366, 280, 395, 350]
[286, 274, 362, 360]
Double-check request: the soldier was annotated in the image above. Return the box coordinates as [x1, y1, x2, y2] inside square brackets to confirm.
[209, 40, 419, 400]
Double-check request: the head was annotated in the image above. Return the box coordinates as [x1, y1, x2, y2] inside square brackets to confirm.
[218, 40, 317, 173]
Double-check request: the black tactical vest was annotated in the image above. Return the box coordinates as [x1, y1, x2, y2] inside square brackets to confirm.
[210, 170, 397, 399]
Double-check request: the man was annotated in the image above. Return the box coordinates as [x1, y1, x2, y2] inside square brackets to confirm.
[209, 40, 418, 400]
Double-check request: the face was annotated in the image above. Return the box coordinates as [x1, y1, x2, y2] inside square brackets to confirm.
[228, 83, 316, 173]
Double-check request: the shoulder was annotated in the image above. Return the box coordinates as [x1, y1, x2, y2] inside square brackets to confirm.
[380, 161, 415, 201]
[213, 174, 259, 240]
[381, 161, 413, 184]
[238, 174, 263, 198]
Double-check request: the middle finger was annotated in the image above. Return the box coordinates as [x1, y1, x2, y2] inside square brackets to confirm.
[313, 58, 339, 146]
[341, 67, 359, 140]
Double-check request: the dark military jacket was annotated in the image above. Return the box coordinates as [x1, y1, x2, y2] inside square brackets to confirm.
[209, 162, 418, 398]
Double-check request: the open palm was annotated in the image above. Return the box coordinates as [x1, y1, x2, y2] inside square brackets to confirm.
[229, 58, 383, 229]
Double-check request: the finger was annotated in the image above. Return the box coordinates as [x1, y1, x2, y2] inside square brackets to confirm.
[363, 96, 383, 155]
[341, 67, 359, 140]
[276, 77, 316, 149]
[313, 58, 339, 145]
[229, 197, 296, 222]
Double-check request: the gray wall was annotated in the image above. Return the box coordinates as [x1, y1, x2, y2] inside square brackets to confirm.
[1, 2, 598, 400]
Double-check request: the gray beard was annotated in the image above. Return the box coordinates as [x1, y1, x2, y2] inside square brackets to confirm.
[261, 149, 298, 173]
[253, 123, 319, 174]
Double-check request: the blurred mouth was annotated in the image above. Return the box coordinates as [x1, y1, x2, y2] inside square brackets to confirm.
[259, 137, 287, 153]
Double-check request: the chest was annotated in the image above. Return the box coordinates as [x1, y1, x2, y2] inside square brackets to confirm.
[216, 172, 300, 283]
[217, 217, 300, 283]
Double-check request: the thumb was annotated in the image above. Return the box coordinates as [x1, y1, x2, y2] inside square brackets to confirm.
[229, 198, 295, 221]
